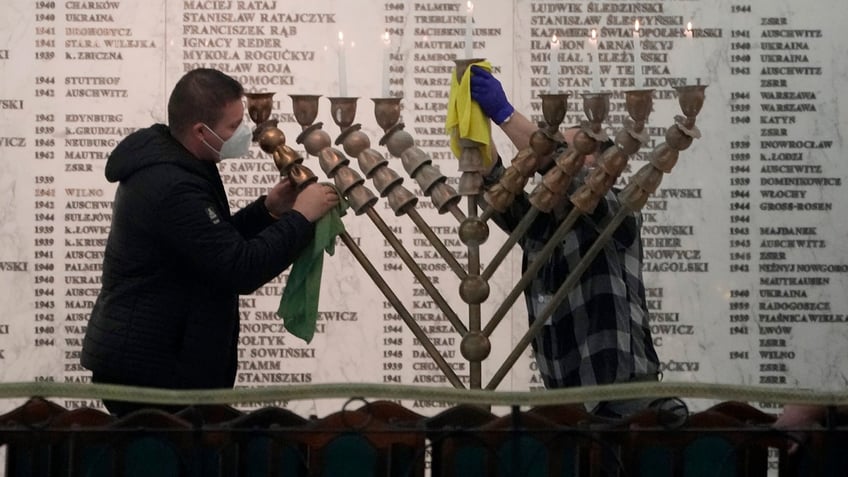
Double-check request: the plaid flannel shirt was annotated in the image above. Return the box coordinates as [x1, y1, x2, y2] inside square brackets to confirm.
[485, 156, 660, 389]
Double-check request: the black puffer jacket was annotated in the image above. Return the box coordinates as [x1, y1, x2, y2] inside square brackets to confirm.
[81, 124, 314, 389]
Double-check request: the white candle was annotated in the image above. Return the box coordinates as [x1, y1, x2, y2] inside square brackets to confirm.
[633, 20, 643, 88]
[337, 31, 347, 96]
[686, 21, 696, 85]
[548, 35, 559, 93]
[589, 29, 601, 91]
[381, 31, 391, 97]
[464, 1, 474, 58]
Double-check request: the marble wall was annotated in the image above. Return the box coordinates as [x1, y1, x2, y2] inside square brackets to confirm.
[0, 0, 846, 417]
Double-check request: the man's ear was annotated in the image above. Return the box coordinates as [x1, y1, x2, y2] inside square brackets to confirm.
[191, 122, 206, 138]
[190, 122, 214, 147]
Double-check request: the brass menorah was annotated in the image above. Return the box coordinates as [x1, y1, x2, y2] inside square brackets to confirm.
[245, 58, 707, 390]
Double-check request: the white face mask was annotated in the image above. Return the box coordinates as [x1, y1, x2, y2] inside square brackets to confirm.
[202, 122, 252, 160]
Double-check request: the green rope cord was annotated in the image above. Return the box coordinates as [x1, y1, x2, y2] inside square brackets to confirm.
[0, 381, 846, 407]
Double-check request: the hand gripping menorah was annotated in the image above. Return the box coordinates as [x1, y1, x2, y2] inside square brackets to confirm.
[244, 59, 707, 391]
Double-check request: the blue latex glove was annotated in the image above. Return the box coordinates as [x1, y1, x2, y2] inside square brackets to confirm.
[469, 66, 515, 125]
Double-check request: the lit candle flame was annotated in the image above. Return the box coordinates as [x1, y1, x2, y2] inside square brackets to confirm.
[591, 29, 597, 40]
[466, 1, 473, 14]
[338, 31, 344, 46]
[634, 19, 640, 34]
[687, 21, 693, 33]
[550, 34, 558, 45]
[382, 30, 390, 46]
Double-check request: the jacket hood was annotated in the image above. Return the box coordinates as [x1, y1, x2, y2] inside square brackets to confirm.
[105, 124, 206, 183]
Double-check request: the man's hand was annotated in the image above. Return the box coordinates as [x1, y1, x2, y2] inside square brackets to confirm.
[292, 183, 340, 222]
[265, 178, 298, 219]
[469, 66, 515, 125]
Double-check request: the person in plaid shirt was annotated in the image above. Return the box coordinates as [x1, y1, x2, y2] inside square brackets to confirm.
[471, 66, 661, 417]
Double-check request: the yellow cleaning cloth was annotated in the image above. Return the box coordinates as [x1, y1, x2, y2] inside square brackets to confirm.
[445, 60, 494, 166]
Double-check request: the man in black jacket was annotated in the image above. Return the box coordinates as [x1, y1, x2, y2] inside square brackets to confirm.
[81, 68, 339, 416]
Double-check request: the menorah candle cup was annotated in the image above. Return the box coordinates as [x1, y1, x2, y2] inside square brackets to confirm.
[624, 89, 654, 126]
[289, 94, 321, 129]
[373, 97, 403, 132]
[674, 84, 708, 132]
[328, 96, 359, 131]
[453, 58, 486, 81]
[581, 92, 611, 126]
[675, 84, 707, 118]
[538, 93, 570, 132]
[245, 92, 275, 124]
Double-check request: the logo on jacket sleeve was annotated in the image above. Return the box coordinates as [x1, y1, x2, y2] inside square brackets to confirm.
[205, 206, 221, 224]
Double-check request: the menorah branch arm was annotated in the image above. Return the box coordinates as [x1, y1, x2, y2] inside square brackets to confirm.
[482, 207, 582, 337]
[481, 207, 539, 281]
[366, 208, 468, 337]
[337, 231, 466, 389]
[406, 208, 468, 281]
[466, 196, 482, 277]
[447, 203, 468, 223]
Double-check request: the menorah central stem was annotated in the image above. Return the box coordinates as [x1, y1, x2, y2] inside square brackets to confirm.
[465, 195, 483, 389]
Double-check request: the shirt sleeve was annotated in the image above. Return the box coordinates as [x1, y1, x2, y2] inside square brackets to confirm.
[230, 195, 276, 238]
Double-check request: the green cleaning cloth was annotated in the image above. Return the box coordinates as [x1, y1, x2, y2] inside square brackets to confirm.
[278, 192, 347, 343]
